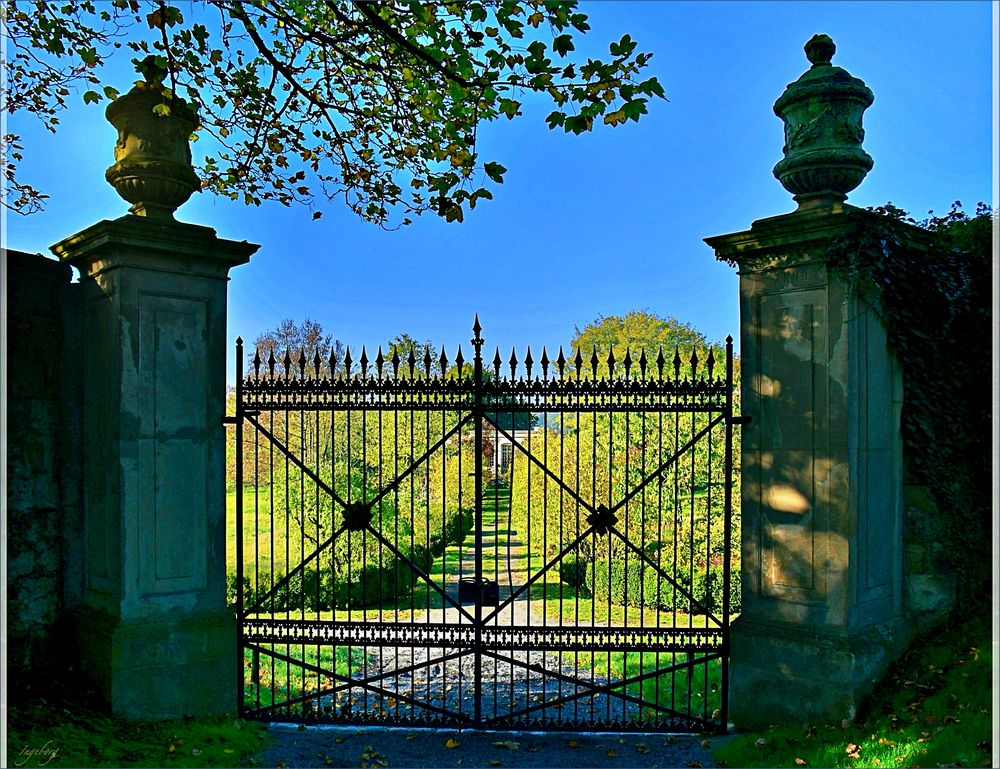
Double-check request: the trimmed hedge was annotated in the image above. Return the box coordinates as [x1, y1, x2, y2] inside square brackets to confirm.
[559, 554, 739, 615]
[229, 507, 474, 611]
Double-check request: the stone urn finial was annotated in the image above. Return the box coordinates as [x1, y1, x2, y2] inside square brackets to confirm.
[105, 55, 201, 220]
[772, 35, 875, 209]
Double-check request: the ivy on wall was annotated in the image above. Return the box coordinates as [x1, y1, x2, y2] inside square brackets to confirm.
[826, 202, 994, 608]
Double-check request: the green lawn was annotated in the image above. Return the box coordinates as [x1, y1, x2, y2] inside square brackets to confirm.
[712, 614, 992, 768]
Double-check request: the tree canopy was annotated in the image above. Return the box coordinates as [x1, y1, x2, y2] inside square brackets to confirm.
[569, 310, 719, 379]
[2, 0, 664, 223]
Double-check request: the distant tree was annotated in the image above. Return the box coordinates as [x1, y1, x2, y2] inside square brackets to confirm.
[3, 0, 664, 223]
[252, 317, 343, 377]
[569, 310, 720, 379]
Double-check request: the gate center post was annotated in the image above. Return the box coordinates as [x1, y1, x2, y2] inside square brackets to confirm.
[472, 316, 485, 725]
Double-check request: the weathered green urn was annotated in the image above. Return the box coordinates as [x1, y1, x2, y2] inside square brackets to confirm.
[105, 56, 200, 219]
[773, 34, 874, 208]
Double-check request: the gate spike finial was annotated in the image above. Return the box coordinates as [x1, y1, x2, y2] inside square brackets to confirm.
[472, 314, 483, 347]
[556, 346, 566, 379]
[423, 346, 432, 378]
[623, 348, 632, 379]
[329, 347, 339, 379]
[590, 346, 599, 379]
[313, 350, 321, 379]
[391, 346, 400, 378]
[283, 348, 292, 380]
[298, 349, 307, 379]
[455, 345, 465, 377]
[524, 346, 534, 380]
[438, 345, 448, 378]
[656, 347, 665, 380]
[690, 348, 699, 379]
[540, 347, 549, 379]
[267, 349, 276, 379]
[574, 348, 584, 379]
[344, 346, 353, 378]
[638, 348, 648, 379]
[375, 346, 385, 379]
[509, 347, 518, 380]
[673, 347, 682, 380]
[493, 347, 502, 379]
[407, 346, 416, 379]
[606, 346, 616, 379]
[359, 345, 369, 378]
[706, 347, 716, 379]
[253, 348, 262, 379]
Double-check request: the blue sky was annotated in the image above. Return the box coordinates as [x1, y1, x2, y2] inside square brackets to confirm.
[3, 1, 994, 383]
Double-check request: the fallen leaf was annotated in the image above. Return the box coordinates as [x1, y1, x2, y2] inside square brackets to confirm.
[943, 715, 960, 724]
[755, 738, 767, 747]
[567, 740, 578, 748]
[635, 743, 650, 754]
[795, 759, 807, 766]
[167, 745, 176, 754]
[846, 744, 859, 755]
[336, 737, 344, 744]
[878, 738, 898, 748]
[192, 749, 202, 756]
[489, 762, 502, 767]
[924, 715, 939, 726]
[445, 738, 460, 749]
[700, 739, 710, 749]
[842, 719, 850, 729]
[606, 749, 618, 758]
[492, 741, 519, 751]
[686, 762, 703, 768]
[406, 734, 416, 740]
[666, 736, 679, 745]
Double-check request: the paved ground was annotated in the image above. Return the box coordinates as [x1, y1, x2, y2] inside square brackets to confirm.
[253, 724, 722, 768]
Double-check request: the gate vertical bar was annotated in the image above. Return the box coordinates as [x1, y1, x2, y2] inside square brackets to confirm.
[472, 316, 485, 725]
[234, 337, 245, 716]
[721, 334, 735, 732]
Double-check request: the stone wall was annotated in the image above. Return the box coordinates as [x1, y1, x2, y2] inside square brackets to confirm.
[902, 481, 957, 626]
[5, 248, 84, 673]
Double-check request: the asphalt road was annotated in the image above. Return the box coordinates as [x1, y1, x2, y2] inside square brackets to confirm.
[253, 724, 722, 769]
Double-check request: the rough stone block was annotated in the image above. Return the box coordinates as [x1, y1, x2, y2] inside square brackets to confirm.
[908, 574, 956, 616]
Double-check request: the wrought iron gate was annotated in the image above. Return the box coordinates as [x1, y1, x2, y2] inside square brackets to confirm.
[231, 319, 736, 732]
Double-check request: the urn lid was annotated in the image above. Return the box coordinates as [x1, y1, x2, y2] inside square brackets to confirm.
[105, 56, 198, 127]
[773, 35, 874, 115]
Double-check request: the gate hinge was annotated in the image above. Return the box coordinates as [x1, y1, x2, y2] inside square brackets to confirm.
[221, 415, 238, 425]
[730, 415, 752, 426]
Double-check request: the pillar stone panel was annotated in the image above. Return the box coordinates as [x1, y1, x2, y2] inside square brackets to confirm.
[51, 215, 258, 719]
[706, 202, 921, 727]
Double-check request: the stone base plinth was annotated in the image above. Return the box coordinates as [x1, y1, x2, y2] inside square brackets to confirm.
[77, 607, 236, 720]
[728, 616, 909, 729]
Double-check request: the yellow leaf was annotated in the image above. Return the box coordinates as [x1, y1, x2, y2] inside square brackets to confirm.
[700, 739, 710, 749]
[445, 738, 460, 749]
[567, 740, 578, 748]
[489, 762, 501, 767]
[635, 743, 650, 754]
[167, 744, 176, 754]
[846, 744, 859, 754]
[795, 759, 807, 766]
[492, 741, 519, 750]
[878, 738, 898, 747]
[606, 749, 617, 758]
[755, 738, 767, 747]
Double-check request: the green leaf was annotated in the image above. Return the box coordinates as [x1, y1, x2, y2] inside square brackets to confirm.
[82, 90, 101, 105]
[103, 85, 120, 101]
[152, 103, 172, 117]
[498, 99, 521, 119]
[552, 34, 575, 57]
[483, 161, 506, 184]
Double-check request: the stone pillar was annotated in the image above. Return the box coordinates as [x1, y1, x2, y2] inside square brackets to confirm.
[49, 60, 259, 719]
[705, 36, 920, 728]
